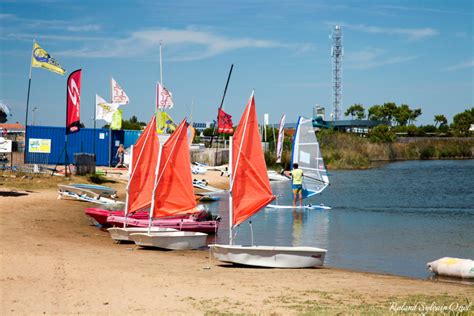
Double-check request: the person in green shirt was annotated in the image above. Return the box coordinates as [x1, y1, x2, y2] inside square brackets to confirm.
[290, 163, 304, 206]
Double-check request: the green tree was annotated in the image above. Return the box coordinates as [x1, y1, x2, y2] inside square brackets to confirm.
[393, 104, 411, 126]
[451, 107, 474, 136]
[381, 102, 397, 121]
[368, 105, 384, 120]
[202, 127, 214, 137]
[345, 104, 365, 120]
[408, 108, 422, 124]
[434, 114, 448, 128]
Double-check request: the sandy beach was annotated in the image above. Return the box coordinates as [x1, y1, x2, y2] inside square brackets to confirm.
[1, 171, 472, 315]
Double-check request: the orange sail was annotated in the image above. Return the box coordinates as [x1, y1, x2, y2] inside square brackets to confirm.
[128, 116, 159, 213]
[232, 93, 274, 226]
[152, 119, 197, 218]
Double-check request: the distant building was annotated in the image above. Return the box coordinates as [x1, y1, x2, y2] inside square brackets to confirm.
[192, 122, 212, 133]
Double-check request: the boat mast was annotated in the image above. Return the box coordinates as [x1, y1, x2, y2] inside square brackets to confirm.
[148, 144, 163, 234]
[228, 136, 233, 245]
[123, 145, 133, 228]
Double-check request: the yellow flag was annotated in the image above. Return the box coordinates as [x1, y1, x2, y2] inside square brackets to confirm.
[156, 111, 176, 134]
[31, 42, 66, 75]
[111, 109, 123, 130]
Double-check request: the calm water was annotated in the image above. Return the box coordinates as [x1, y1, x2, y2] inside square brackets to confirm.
[207, 160, 474, 279]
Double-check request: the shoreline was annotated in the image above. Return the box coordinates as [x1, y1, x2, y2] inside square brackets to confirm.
[1, 177, 472, 314]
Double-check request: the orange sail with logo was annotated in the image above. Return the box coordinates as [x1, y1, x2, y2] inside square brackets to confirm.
[152, 119, 198, 218]
[231, 93, 274, 226]
[128, 116, 159, 213]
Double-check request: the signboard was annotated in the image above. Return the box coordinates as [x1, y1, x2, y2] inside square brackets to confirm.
[29, 138, 51, 153]
[0, 137, 12, 153]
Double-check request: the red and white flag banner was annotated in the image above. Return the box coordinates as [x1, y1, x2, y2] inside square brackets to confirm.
[156, 82, 174, 110]
[111, 78, 129, 105]
[66, 69, 82, 134]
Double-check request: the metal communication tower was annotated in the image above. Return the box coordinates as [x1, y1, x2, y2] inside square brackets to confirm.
[331, 25, 343, 121]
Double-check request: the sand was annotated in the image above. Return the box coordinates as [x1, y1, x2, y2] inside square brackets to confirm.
[0, 172, 472, 315]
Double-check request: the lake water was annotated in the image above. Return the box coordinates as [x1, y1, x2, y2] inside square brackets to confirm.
[207, 160, 474, 279]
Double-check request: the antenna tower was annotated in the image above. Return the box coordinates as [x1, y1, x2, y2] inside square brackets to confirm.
[331, 25, 343, 120]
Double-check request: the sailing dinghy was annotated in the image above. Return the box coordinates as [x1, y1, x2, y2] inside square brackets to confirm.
[108, 116, 208, 247]
[127, 119, 207, 250]
[267, 116, 331, 210]
[58, 184, 124, 210]
[210, 92, 327, 268]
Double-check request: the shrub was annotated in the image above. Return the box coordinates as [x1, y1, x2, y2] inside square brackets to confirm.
[368, 125, 395, 143]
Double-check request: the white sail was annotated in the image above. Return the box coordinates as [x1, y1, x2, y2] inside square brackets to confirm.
[291, 116, 329, 198]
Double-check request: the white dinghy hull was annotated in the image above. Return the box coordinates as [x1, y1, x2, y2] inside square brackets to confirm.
[209, 244, 326, 268]
[129, 231, 208, 250]
[107, 227, 178, 242]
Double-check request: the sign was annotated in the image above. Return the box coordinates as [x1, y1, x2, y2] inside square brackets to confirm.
[99, 133, 105, 139]
[29, 138, 51, 153]
[0, 137, 12, 153]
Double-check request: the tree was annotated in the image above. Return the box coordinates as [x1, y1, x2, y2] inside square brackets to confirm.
[345, 104, 365, 120]
[393, 104, 411, 126]
[102, 115, 146, 130]
[451, 107, 474, 136]
[434, 114, 448, 128]
[368, 105, 384, 121]
[381, 102, 397, 122]
[408, 108, 422, 125]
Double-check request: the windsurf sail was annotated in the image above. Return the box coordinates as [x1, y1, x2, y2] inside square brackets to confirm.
[151, 119, 198, 218]
[291, 116, 329, 198]
[231, 92, 274, 226]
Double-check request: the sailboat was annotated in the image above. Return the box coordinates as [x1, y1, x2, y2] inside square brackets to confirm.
[209, 92, 327, 268]
[128, 119, 208, 250]
[266, 116, 331, 210]
[107, 115, 178, 241]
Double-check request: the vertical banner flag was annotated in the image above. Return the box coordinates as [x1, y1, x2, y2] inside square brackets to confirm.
[156, 82, 174, 110]
[31, 42, 66, 75]
[96, 94, 118, 123]
[276, 114, 286, 163]
[111, 108, 123, 130]
[66, 69, 82, 134]
[111, 78, 129, 105]
[217, 108, 233, 134]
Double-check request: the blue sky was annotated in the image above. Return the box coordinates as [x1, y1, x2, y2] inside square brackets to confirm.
[0, 0, 473, 127]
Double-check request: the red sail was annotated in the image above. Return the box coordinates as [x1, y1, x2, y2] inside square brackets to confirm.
[66, 69, 82, 134]
[152, 119, 197, 218]
[218, 108, 233, 134]
[232, 93, 274, 226]
[128, 116, 159, 213]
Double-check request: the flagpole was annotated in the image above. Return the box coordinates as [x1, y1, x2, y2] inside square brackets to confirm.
[159, 41, 163, 87]
[24, 40, 35, 163]
[210, 64, 233, 149]
[93, 96, 97, 161]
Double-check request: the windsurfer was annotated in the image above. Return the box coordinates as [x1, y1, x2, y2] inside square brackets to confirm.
[287, 163, 304, 206]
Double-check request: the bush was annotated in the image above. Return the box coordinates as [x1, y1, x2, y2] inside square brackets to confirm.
[419, 146, 436, 160]
[368, 125, 395, 143]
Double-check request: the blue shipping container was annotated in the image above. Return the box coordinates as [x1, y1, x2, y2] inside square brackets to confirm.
[25, 126, 125, 166]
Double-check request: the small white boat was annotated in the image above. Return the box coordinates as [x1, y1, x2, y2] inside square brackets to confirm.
[210, 245, 326, 268]
[427, 257, 474, 279]
[129, 231, 208, 250]
[107, 227, 178, 242]
[211, 92, 328, 269]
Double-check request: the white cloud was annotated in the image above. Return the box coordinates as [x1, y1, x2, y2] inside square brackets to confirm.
[442, 59, 474, 71]
[67, 24, 101, 32]
[57, 28, 284, 61]
[346, 47, 418, 69]
[330, 22, 439, 41]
